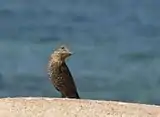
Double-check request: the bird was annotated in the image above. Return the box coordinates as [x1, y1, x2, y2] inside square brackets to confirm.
[47, 45, 80, 99]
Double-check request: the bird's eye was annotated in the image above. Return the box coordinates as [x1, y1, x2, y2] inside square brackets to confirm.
[61, 46, 65, 49]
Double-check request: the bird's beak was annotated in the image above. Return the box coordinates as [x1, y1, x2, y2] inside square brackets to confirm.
[68, 52, 73, 55]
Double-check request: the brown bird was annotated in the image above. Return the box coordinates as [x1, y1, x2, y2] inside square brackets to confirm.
[47, 45, 80, 99]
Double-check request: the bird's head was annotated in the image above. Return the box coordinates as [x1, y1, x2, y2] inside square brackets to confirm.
[51, 45, 73, 61]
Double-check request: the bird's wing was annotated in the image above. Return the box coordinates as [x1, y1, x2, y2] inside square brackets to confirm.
[60, 62, 78, 91]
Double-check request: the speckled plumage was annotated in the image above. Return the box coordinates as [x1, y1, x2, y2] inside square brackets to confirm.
[48, 45, 80, 99]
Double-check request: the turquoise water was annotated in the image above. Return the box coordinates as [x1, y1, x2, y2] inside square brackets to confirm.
[0, 0, 160, 105]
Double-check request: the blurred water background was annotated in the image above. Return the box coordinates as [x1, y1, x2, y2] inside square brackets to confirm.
[0, 0, 160, 105]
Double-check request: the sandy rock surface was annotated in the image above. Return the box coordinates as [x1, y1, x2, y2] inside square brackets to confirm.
[0, 97, 159, 117]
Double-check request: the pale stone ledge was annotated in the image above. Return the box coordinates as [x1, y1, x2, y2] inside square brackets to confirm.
[0, 97, 159, 117]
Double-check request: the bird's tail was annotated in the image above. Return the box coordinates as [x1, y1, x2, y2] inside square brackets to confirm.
[62, 92, 80, 99]
[69, 92, 80, 99]
[75, 92, 80, 99]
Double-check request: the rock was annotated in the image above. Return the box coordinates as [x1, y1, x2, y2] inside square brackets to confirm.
[0, 97, 159, 117]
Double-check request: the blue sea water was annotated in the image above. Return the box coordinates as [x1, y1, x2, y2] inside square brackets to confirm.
[0, 0, 160, 105]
